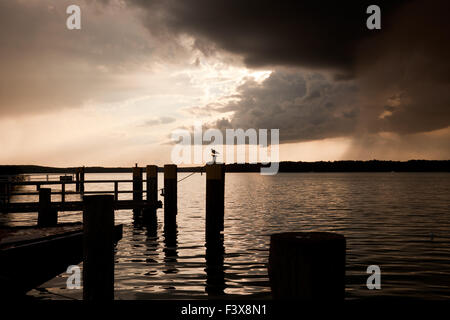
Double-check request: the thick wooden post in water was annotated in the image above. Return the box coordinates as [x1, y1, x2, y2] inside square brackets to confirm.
[83, 195, 115, 301]
[268, 232, 346, 300]
[205, 164, 225, 241]
[163, 164, 177, 227]
[132, 166, 143, 217]
[37, 188, 57, 227]
[143, 165, 158, 225]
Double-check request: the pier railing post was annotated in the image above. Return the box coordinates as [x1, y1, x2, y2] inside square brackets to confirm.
[38, 188, 57, 227]
[79, 167, 85, 194]
[143, 165, 158, 225]
[61, 182, 65, 207]
[75, 169, 80, 192]
[268, 232, 346, 300]
[205, 164, 225, 241]
[83, 195, 115, 301]
[132, 166, 143, 218]
[163, 164, 177, 227]
[114, 181, 118, 202]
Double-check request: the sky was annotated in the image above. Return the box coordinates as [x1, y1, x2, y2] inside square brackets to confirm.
[0, 0, 449, 166]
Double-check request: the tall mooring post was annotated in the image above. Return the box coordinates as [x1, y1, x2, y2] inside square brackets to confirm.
[83, 195, 115, 301]
[268, 232, 346, 300]
[37, 188, 57, 227]
[205, 164, 225, 241]
[205, 164, 226, 296]
[163, 164, 177, 228]
[143, 165, 158, 225]
[132, 165, 143, 218]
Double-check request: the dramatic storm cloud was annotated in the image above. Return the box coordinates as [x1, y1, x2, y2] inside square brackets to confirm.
[200, 70, 359, 143]
[130, 0, 405, 71]
[132, 0, 450, 144]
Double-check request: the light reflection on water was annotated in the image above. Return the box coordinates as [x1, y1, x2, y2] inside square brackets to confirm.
[2, 172, 450, 300]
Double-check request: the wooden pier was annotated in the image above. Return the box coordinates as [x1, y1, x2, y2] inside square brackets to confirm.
[1, 164, 346, 300]
[0, 165, 164, 299]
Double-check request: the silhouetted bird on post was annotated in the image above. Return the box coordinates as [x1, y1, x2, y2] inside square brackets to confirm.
[211, 149, 219, 164]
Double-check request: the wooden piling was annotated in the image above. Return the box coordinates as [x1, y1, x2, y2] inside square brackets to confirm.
[143, 165, 158, 225]
[205, 234, 225, 296]
[132, 166, 143, 217]
[83, 195, 115, 301]
[205, 164, 225, 241]
[163, 164, 177, 227]
[268, 232, 346, 300]
[37, 188, 57, 227]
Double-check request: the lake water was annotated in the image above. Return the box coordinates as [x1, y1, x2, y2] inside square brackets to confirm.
[2, 172, 450, 300]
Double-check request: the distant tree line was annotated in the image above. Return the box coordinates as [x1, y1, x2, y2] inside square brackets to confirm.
[226, 160, 450, 172]
[1, 160, 449, 175]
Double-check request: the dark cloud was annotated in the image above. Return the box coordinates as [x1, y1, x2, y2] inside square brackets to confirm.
[354, 0, 450, 136]
[135, 0, 450, 145]
[130, 0, 408, 72]
[199, 70, 359, 143]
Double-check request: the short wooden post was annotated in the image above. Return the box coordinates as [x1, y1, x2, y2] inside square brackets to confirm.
[83, 195, 115, 301]
[114, 181, 118, 202]
[37, 188, 57, 227]
[205, 164, 225, 241]
[163, 164, 177, 227]
[268, 232, 346, 300]
[79, 167, 85, 194]
[132, 166, 143, 217]
[143, 165, 158, 224]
